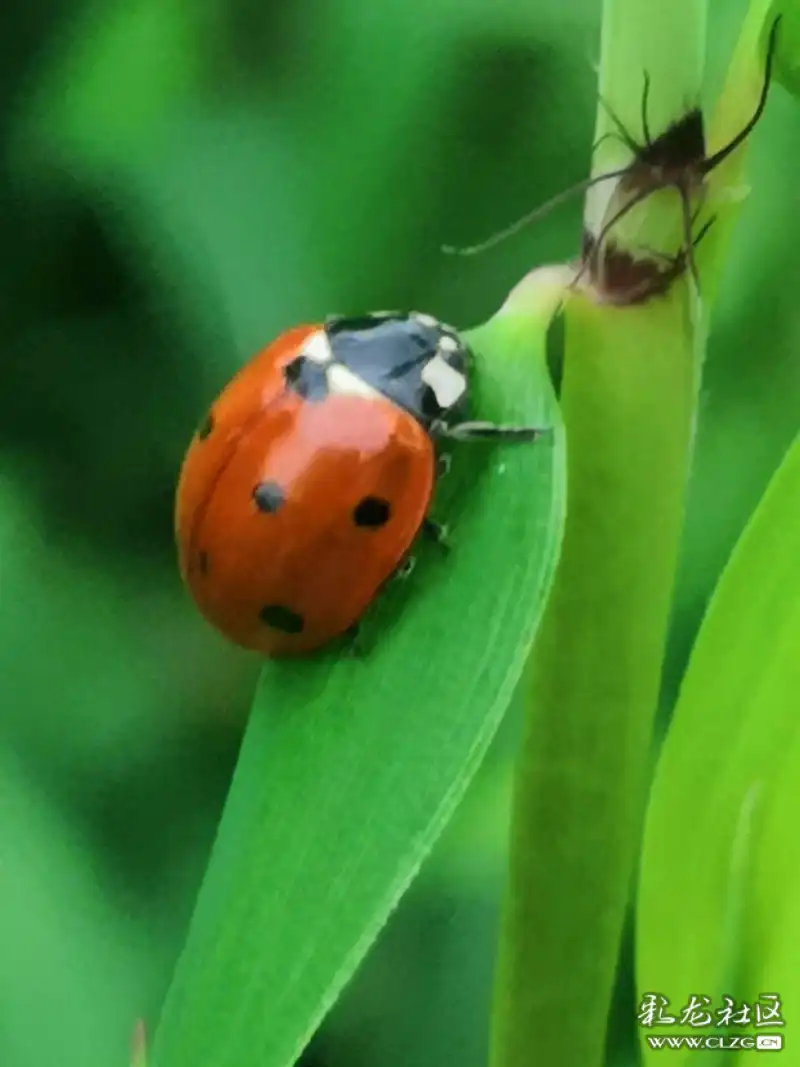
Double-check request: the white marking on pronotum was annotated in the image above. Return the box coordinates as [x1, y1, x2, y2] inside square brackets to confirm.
[438, 335, 459, 353]
[413, 311, 440, 329]
[302, 330, 334, 364]
[422, 354, 467, 409]
[327, 363, 382, 399]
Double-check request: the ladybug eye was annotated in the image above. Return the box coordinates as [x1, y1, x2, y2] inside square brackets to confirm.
[353, 496, 391, 528]
[197, 412, 215, 440]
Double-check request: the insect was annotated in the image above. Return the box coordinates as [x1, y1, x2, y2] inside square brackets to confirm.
[175, 312, 543, 657]
[443, 16, 781, 298]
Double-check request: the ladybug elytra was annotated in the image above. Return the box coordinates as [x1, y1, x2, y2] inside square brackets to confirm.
[175, 311, 542, 657]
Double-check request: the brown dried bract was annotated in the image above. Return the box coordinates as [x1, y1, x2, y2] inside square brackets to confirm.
[579, 15, 780, 303]
[443, 15, 781, 307]
[578, 218, 714, 305]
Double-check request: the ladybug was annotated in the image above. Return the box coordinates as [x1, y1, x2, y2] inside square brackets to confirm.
[175, 311, 542, 657]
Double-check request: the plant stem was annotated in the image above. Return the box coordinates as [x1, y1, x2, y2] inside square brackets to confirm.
[489, 3, 707, 1067]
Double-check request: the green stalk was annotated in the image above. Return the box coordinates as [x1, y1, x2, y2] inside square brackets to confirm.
[489, 3, 708, 1067]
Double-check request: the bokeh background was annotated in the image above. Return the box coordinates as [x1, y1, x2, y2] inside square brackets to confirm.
[2, 0, 798, 1065]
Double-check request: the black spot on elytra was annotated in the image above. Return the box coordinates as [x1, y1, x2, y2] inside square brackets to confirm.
[198, 551, 209, 574]
[284, 356, 329, 401]
[252, 481, 285, 513]
[353, 496, 391, 528]
[197, 411, 214, 440]
[260, 604, 305, 634]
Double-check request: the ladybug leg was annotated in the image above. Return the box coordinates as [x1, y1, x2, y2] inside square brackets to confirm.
[437, 452, 452, 478]
[422, 517, 451, 550]
[436, 420, 548, 442]
[344, 622, 368, 659]
[394, 555, 417, 580]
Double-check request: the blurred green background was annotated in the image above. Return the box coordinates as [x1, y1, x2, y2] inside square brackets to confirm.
[1, 0, 798, 1065]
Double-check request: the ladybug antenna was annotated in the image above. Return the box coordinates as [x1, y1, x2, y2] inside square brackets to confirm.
[441, 165, 632, 257]
[700, 14, 781, 176]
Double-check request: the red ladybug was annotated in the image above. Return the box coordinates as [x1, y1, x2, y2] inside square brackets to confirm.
[175, 311, 541, 657]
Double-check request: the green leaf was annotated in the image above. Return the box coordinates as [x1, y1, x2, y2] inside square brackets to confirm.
[766, 0, 800, 97]
[151, 281, 568, 1067]
[637, 432, 800, 1061]
[699, 0, 786, 304]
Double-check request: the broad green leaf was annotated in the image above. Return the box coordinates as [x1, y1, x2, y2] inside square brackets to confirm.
[637, 432, 800, 1063]
[151, 280, 568, 1067]
[748, 713, 800, 1064]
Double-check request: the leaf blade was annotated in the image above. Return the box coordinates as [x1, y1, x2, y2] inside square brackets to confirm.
[637, 432, 800, 1061]
[152, 295, 567, 1067]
